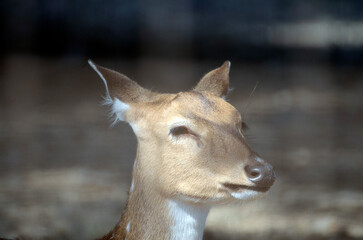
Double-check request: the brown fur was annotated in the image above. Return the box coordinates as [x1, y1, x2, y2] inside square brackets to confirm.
[89, 61, 275, 240]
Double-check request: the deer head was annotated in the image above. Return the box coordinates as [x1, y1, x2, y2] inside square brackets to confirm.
[89, 60, 275, 240]
[89, 60, 275, 203]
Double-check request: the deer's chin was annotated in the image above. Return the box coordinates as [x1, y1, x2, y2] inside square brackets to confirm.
[220, 183, 271, 201]
[228, 189, 266, 201]
[222, 183, 271, 193]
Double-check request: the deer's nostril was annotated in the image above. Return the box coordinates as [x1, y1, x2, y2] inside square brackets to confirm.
[244, 165, 262, 180]
[250, 169, 260, 178]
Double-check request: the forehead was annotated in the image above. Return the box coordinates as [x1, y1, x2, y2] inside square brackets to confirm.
[169, 91, 241, 124]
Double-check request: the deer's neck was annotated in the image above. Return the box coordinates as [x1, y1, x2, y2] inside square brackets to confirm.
[102, 159, 210, 240]
[168, 199, 210, 240]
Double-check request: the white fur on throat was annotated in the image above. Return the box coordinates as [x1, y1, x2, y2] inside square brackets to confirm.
[168, 200, 210, 240]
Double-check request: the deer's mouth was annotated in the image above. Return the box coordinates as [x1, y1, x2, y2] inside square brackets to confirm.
[222, 183, 271, 193]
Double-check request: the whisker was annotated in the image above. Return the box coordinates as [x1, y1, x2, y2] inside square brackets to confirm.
[242, 81, 259, 118]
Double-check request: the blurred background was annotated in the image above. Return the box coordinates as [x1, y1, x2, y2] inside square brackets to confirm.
[0, 1, 362, 239]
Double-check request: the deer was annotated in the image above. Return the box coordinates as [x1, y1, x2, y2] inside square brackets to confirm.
[88, 60, 276, 240]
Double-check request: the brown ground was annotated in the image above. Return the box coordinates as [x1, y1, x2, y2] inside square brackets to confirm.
[0, 56, 362, 239]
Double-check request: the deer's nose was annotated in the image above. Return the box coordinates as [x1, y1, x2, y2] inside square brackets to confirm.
[244, 163, 275, 186]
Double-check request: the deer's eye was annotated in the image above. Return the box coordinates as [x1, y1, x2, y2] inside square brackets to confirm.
[170, 126, 199, 138]
[170, 126, 191, 136]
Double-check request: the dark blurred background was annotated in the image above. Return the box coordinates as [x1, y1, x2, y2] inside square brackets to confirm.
[0, 1, 362, 239]
[2, 0, 363, 65]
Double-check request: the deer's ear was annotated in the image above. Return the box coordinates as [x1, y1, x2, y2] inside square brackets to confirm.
[194, 61, 230, 98]
[88, 60, 155, 122]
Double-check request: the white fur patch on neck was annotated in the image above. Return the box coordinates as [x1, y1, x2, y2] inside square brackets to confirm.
[168, 200, 210, 240]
